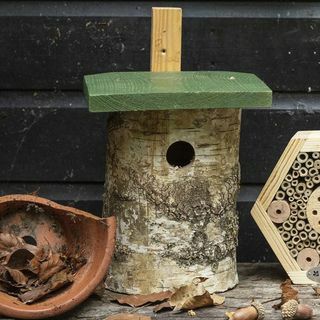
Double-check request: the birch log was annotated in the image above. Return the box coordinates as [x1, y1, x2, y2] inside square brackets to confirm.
[104, 108, 241, 294]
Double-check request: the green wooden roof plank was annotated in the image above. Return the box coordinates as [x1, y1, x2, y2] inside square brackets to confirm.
[83, 71, 272, 112]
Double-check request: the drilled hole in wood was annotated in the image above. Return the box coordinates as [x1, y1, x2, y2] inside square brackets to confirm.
[166, 141, 195, 168]
[313, 210, 318, 215]
[318, 197, 320, 202]
[161, 48, 166, 54]
[306, 257, 312, 262]
[276, 209, 282, 214]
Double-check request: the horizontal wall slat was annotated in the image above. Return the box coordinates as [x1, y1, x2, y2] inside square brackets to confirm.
[0, 2, 320, 90]
[1, 91, 320, 183]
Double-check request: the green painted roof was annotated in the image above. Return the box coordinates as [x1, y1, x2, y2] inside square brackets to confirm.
[84, 71, 272, 112]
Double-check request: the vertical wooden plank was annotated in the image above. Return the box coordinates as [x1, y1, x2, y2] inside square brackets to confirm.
[150, 7, 182, 72]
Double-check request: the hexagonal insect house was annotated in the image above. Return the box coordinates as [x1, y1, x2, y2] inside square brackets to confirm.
[84, 7, 272, 294]
[252, 131, 320, 284]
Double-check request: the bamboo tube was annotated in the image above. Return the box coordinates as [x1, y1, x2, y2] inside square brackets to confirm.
[299, 231, 308, 241]
[290, 228, 298, 237]
[293, 193, 302, 200]
[287, 241, 294, 250]
[283, 221, 293, 231]
[289, 215, 298, 224]
[288, 196, 295, 202]
[291, 209, 298, 216]
[275, 190, 286, 200]
[299, 167, 308, 177]
[297, 152, 309, 163]
[292, 160, 301, 170]
[298, 202, 306, 210]
[292, 170, 299, 179]
[285, 173, 293, 182]
[302, 195, 308, 203]
[309, 230, 318, 241]
[292, 180, 298, 187]
[310, 242, 317, 249]
[292, 235, 301, 245]
[290, 248, 298, 258]
[305, 175, 311, 182]
[315, 159, 320, 169]
[306, 181, 314, 189]
[298, 210, 306, 220]
[281, 231, 291, 242]
[290, 202, 298, 210]
[312, 152, 320, 159]
[305, 189, 312, 197]
[317, 245, 320, 255]
[286, 187, 295, 197]
[312, 175, 320, 184]
[267, 200, 290, 223]
[306, 158, 314, 168]
[296, 220, 305, 231]
[305, 223, 312, 232]
[304, 239, 311, 247]
[281, 181, 291, 191]
[309, 168, 318, 177]
[296, 182, 307, 194]
[318, 236, 320, 245]
[296, 242, 304, 251]
[278, 226, 284, 233]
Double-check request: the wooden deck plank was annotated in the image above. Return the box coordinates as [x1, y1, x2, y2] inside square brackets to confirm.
[0, 263, 315, 320]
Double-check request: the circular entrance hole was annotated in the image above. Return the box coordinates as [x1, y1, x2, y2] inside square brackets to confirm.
[306, 257, 312, 262]
[276, 209, 282, 214]
[166, 141, 195, 168]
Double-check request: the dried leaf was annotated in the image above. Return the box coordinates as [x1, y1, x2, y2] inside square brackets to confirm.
[6, 268, 28, 285]
[273, 279, 299, 309]
[5, 248, 35, 269]
[153, 301, 173, 313]
[0, 233, 24, 258]
[105, 314, 151, 320]
[114, 291, 172, 308]
[18, 270, 73, 304]
[38, 252, 64, 282]
[313, 287, 320, 296]
[168, 280, 225, 312]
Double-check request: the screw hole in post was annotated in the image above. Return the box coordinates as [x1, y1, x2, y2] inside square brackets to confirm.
[166, 141, 195, 168]
[161, 48, 166, 54]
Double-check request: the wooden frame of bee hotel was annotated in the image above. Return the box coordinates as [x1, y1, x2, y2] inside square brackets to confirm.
[84, 7, 272, 294]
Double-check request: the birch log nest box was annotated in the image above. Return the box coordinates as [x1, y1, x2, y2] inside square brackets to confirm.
[84, 7, 272, 294]
[252, 131, 320, 285]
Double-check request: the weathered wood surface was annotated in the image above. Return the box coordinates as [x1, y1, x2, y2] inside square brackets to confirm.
[1, 263, 318, 320]
[84, 71, 271, 112]
[2, 2, 320, 91]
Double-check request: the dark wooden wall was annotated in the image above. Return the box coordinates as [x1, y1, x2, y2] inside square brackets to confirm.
[1, 1, 320, 262]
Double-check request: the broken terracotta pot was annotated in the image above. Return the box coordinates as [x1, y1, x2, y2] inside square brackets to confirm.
[0, 194, 116, 319]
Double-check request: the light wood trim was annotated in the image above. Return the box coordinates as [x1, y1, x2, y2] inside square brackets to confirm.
[151, 7, 182, 72]
[287, 271, 317, 285]
[251, 201, 300, 272]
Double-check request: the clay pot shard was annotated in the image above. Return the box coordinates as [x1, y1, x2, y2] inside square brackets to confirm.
[0, 194, 116, 319]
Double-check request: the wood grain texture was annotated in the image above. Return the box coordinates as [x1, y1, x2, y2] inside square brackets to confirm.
[151, 7, 182, 72]
[8, 263, 316, 320]
[84, 71, 272, 112]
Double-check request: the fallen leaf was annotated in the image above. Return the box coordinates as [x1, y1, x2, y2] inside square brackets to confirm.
[6, 268, 28, 285]
[5, 248, 35, 269]
[169, 280, 225, 312]
[273, 279, 299, 309]
[105, 314, 151, 320]
[18, 270, 73, 304]
[153, 301, 173, 313]
[313, 287, 320, 296]
[38, 252, 64, 282]
[0, 233, 24, 258]
[114, 290, 172, 307]
[225, 311, 235, 319]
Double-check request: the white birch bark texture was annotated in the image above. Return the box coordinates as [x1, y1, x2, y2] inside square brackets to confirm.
[104, 108, 241, 294]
